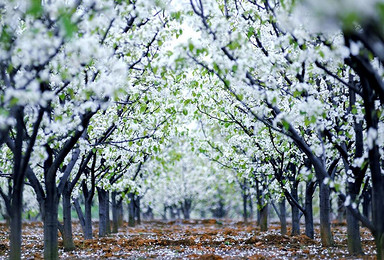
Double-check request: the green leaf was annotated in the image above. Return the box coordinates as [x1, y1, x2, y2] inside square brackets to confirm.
[140, 103, 147, 113]
[247, 26, 255, 39]
[60, 13, 77, 38]
[10, 97, 19, 106]
[282, 120, 290, 131]
[171, 11, 181, 20]
[188, 42, 194, 52]
[228, 41, 240, 50]
[182, 109, 188, 115]
[27, 0, 43, 17]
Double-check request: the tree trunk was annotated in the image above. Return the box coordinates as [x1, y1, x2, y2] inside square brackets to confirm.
[337, 198, 345, 223]
[117, 200, 123, 226]
[346, 206, 363, 255]
[128, 193, 135, 227]
[9, 190, 22, 260]
[279, 200, 287, 236]
[242, 192, 248, 223]
[44, 185, 59, 260]
[182, 199, 192, 220]
[135, 196, 141, 225]
[259, 203, 268, 232]
[9, 108, 26, 260]
[346, 47, 384, 259]
[319, 179, 333, 246]
[97, 187, 108, 237]
[255, 179, 261, 225]
[163, 205, 167, 220]
[304, 181, 315, 239]
[84, 197, 93, 239]
[111, 192, 120, 233]
[62, 186, 75, 251]
[170, 205, 177, 219]
[291, 182, 300, 236]
[362, 188, 371, 221]
[249, 196, 254, 221]
[106, 190, 111, 234]
[73, 198, 86, 235]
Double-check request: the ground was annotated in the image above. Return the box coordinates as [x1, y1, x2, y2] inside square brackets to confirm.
[0, 219, 377, 259]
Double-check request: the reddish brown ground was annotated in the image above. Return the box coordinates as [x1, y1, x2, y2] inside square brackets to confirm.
[0, 219, 377, 259]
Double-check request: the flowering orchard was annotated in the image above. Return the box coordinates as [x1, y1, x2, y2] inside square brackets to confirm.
[0, 0, 384, 259]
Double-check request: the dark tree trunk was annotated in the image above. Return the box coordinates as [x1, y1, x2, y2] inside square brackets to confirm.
[346, 205, 363, 255]
[147, 206, 154, 220]
[255, 179, 261, 225]
[362, 76, 384, 259]
[62, 185, 75, 251]
[75, 181, 94, 240]
[304, 181, 315, 239]
[9, 190, 22, 260]
[106, 190, 111, 234]
[73, 198, 86, 236]
[170, 205, 177, 219]
[249, 196, 254, 220]
[346, 44, 384, 259]
[176, 207, 181, 219]
[291, 182, 300, 236]
[128, 193, 135, 227]
[362, 188, 371, 221]
[84, 196, 93, 239]
[74, 195, 93, 239]
[163, 205, 167, 220]
[242, 192, 248, 223]
[111, 192, 122, 233]
[259, 203, 268, 232]
[135, 196, 141, 225]
[97, 187, 108, 237]
[9, 107, 27, 260]
[319, 178, 333, 246]
[117, 200, 123, 226]
[211, 199, 225, 218]
[279, 199, 287, 236]
[182, 199, 192, 220]
[44, 177, 59, 260]
[337, 197, 346, 223]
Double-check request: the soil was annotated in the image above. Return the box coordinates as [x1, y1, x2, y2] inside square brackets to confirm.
[0, 219, 377, 259]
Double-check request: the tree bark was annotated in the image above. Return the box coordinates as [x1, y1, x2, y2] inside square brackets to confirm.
[97, 187, 108, 237]
[242, 192, 248, 223]
[182, 199, 192, 220]
[319, 179, 333, 246]
[111, 192, 122, 233]
[44, 180, 59, 260]
[84, 195, 93, 239]
[362, 188, 371, 221]
[9, 190, 22, 260]
[337, 198, 345, 223]
[304, 181, 315, 239]
[62, 185, 75, 251]
[106, 190, 111, 234]
[9, 107, 27, 260]
[128, 193, 135, 227]
[135, 196, 141, 225]
[346, 205, 363, 255]
[279, 200, 287, 235]
[259, 203, 268, 232]
[73, 198, 86, 236]
[291, 181, 300, 236]
[249, 196, 254, 220]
